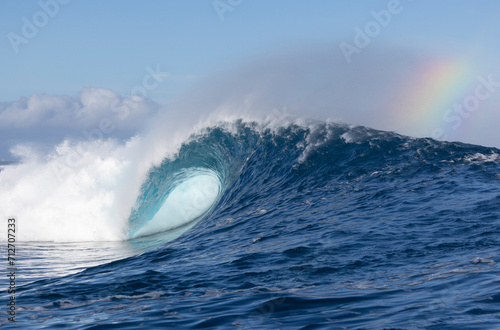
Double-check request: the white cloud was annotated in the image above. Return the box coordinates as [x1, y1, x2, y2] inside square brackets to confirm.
[0, 87, 159, 130]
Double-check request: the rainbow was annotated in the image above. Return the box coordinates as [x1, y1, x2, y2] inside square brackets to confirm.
[389, 57, 478, 140]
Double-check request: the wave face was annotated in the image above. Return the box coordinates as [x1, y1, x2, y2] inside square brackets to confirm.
[126, 124, 246, 238]
[2, 121, 500, 328]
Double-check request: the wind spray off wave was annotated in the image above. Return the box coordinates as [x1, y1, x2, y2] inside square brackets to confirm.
[0, 119, 249, 242]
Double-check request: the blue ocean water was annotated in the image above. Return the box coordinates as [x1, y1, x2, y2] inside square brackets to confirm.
[1, 121, 500, 329]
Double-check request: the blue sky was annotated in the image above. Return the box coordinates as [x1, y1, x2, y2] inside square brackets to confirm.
[1, 0, 500, 158]
[2, 0, 499, 101]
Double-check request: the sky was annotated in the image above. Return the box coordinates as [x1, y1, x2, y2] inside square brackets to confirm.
[1, 0, 500, 159]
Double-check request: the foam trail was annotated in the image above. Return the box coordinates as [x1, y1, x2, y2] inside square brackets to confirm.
[0, 138, 143, 242]
[0, 117, 226, 242]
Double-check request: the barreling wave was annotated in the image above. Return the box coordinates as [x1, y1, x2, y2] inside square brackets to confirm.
[1, 119, 498, 243]
[127, 119, 499, 241]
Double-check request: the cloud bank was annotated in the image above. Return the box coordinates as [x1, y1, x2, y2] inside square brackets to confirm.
[0, 88, 159, 159]
[0, 87, 158, 129]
